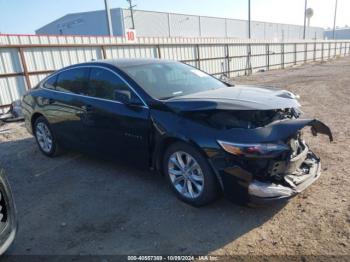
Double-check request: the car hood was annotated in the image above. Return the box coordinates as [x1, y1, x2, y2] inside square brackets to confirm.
[164, 85, 301, 111]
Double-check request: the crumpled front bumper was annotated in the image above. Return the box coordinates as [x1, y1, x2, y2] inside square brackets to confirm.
[208, 118, 332, 206]
[248, 149, 322, 205]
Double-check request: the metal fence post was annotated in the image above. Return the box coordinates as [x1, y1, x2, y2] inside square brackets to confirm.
[304, 43, 307, 63]
[313, 41, 316, 61]
[101, 45, 107, 59]
[245, 44, 252, 76]
[294, 43, 297, 65]
[196, 44, 201, 69]
[266, 44, 270, 70]
[321, 42, 324, 61]
[225, 44, 230, 77]
[18, 47, 31, 90]
[345, 42, 347, 56]
[345, 42, 349, 55]
[157, 45, 162, 59]
[344, 42, 347, 56]
[329, 42, 331, 60]
[281, 43, 285, 69]
[334, 42, 337, 58]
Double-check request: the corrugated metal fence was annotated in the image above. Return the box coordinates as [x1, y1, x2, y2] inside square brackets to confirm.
[1, 34, 350, 112]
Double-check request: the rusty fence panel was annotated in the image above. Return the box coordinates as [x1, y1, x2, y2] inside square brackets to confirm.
[1, 34, 350, 112]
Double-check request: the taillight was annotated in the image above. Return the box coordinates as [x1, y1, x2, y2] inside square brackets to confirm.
[217, 140, 289, 158]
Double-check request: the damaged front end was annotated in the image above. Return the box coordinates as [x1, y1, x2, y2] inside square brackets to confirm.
[179, 107, 333, 205]
[246, 138, 322, 203]
[163, 86, 332, 205]
[213, 116, 332, 205]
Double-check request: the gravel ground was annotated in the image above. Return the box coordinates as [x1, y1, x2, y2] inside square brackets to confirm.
[0, 57, 349, 258]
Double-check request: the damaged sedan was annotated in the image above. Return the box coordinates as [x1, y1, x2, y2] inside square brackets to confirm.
[21, 59, 332, 206]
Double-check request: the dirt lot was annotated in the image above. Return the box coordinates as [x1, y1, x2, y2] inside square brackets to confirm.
[0, 57, 349, 257]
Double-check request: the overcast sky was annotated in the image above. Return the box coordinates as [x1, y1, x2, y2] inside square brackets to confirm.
[0, 0, 348, 34]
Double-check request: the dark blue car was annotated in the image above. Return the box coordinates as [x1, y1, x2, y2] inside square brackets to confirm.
[21, 59, 332, 206]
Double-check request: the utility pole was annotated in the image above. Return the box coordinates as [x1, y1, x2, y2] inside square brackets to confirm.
[245, 0, 252, 75]
[104, 0, 114, 36]
[248, 0, 251, 39]
[126, 0, 136, 29]
[303, 0, 307, 40]
[333, 0, 338, 40]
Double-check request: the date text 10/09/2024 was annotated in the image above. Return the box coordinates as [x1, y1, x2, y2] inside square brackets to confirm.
[127, 256, 219, 261]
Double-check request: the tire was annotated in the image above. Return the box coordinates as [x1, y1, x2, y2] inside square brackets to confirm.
[33, 116, 61, 157]
[163, 142, 219, 206]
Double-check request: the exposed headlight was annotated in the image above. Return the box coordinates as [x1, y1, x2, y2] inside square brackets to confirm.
[277, 90, 300, 100]
[217, 140, 289, 158]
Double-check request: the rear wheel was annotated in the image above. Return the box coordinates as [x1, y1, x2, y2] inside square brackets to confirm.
[34, 116, 61, 157]
[163, 142, 219, 206]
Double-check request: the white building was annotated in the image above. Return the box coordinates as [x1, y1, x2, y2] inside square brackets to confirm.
[324, 27, 350, 40]
[36, 8, 324, 40]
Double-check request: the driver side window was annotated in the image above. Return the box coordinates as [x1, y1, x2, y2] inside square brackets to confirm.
[88, 68, 137, 103]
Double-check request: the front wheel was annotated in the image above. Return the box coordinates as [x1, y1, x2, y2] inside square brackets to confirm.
[163, 142, 219, 206]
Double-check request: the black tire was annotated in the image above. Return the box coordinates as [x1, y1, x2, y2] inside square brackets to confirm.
[33, 116, 61, 157]
[163, 141, 219, 206]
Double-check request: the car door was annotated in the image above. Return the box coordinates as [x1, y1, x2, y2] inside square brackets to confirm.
[78, 66, 151, 167]
[43, 67, 90, 149]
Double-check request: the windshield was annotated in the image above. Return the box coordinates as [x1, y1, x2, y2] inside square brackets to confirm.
[121, 62, 227, 100]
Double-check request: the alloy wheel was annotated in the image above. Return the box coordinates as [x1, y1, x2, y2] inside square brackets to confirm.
[168, 151, 204, 199]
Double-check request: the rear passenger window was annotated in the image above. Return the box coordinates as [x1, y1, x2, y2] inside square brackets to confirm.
[56, 68, 89, 95]
[88, 68, 130, 101]
[43, 75, 57, 89]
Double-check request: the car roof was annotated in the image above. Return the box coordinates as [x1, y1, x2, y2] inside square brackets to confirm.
[91, 58, 176, 68]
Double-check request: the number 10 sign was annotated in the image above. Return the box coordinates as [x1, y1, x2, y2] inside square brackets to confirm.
[125, 29, 137, 43]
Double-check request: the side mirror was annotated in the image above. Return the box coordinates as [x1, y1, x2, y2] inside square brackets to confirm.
[114, 89, 131, 104]
[114, 90, 142, 107]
